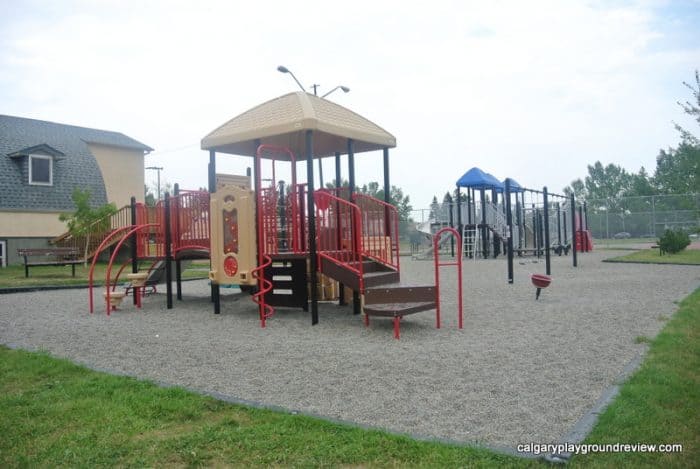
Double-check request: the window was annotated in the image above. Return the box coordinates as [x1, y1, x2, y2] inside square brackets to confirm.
[0, 240, 5, 267]
[29, 154, 53, 185]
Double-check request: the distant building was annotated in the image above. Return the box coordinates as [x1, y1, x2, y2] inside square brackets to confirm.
[0, 115, 152, 265]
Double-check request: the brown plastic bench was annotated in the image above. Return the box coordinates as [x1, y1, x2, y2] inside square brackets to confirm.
[17, 248, 82, 278]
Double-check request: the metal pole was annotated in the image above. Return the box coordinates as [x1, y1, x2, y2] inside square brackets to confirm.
[447, 192, 455, 257]
[306, 130, 318, 324]
[130, 196, 138, 305]
[348, 139, 360, 315]
[571, 194, 578, 267]
[335, 151, 345, 305]
[383, 147, 391, 245]
[209, 150, 220, 313]
[505, 179, 514, 283]
[480, 188, 487, 258]
[543, 186, 551, 275]
[556, 202, 562, 248]
[174, 183, 182, 301]
[164, 192, 173, 309]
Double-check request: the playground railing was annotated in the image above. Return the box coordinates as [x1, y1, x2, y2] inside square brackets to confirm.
[171, 190, 210, 254]
[314, 190, 364, 288]
[52, 205, 133, 260]
[352, 193, 400, 272]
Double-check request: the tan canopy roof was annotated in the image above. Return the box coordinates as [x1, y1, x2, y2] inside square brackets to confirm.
[201, 92, 396, 160]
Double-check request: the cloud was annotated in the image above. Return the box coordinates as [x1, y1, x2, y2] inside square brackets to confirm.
[1, 0, 698, 208]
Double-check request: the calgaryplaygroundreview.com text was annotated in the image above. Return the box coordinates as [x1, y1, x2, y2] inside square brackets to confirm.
[517, 442, 683, 456]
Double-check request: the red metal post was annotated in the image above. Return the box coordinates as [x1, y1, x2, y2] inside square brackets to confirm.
[433, 227, 463, 330]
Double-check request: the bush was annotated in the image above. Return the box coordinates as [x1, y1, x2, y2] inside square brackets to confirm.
[658, 229, 691, 255]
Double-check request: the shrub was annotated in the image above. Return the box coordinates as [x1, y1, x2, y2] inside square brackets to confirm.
[658, 229, 691, 255]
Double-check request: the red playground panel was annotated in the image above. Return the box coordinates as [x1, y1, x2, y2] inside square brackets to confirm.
[575, 230, 594, 252]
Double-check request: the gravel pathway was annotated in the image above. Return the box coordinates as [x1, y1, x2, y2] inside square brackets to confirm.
[1, 251, 698, 450]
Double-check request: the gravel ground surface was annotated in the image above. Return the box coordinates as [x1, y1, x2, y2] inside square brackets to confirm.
[1, 250, 698, 450]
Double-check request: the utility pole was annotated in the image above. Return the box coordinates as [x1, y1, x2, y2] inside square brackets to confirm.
[146, 166, 164, 199]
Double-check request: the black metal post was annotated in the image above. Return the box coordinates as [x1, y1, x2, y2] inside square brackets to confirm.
[583, 201, 590, 251]
[556, 202, 562, 248]
[534, 205, 540, 257]
[447, 192, 454, 257]
[348, 139, 360, 315]
[563, 203, 569, 251]
[130, 196, 138, 305]
[209, 150, 220, 314]
[578, 204, 584, 252]
[515, 191, 522, 252]
[164, 192, 173, 309]
[382, 147, 392, 248]
[173, 183, 183, 301]
[505, 179, 514, 283]
[456, 186, 464, 236]
[306, 131, 318, 324]
[466, 189, 472, 225]
[543, 186, 551, 275]
[335, 151, 345, 305]
[480, 188, 487, 258]
[571, 194, 578, 267]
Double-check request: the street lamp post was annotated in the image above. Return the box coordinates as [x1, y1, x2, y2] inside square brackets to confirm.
[277, 66, 350, 188]
[146, 166, 163, 200]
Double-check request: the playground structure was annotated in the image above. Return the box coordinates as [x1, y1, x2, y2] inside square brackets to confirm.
[413, 167, 593, 282]
[78, 91, 462, 338]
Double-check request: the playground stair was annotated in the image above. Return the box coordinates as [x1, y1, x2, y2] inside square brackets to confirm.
[319, 256, 436, 339]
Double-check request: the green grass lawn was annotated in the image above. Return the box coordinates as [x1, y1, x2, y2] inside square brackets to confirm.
[0, 262, 208, 289]
[0, 347, 524, 468]
[569, 287, 700, 468]
[606, 248, 700, 265]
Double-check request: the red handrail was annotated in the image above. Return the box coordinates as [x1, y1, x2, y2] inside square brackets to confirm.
[433, 227, 463, 329]
[314, 190, 365, 292]
[88, 225, 140, 314]
[352, 193, 400, 272]
[104, 224, 157, 316]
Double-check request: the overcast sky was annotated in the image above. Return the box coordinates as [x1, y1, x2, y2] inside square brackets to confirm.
[2, 0, 698, 210]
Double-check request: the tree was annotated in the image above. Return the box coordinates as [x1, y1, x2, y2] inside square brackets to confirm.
[628, 167, 656, 197]
[325, 180, 414, 237]
[144, 185, 156, 206]
[59, 189, 117, 262]
[441, 192, 453, 222]
[654, 142, 700, 195]
[583, 162, 633, 201]
[653, 70, 700, 195]
[429, 196, 440, 222]
[674, 69, 700, 144]
[563, 178, 587, 199]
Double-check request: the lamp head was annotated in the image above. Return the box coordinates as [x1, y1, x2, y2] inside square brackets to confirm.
[277, 65, 289, 73]
[340, 86, 350, 93]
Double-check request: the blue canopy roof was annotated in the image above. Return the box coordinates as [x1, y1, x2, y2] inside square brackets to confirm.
[456, 167, 503, 191]
[503, 177, 524, 193]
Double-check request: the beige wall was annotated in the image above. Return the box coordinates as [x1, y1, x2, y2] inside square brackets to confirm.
[88, 143, 145, 207]
[0, 211, 66, 237]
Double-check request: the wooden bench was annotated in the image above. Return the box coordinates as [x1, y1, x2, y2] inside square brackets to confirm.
[17, 248, 82, 278]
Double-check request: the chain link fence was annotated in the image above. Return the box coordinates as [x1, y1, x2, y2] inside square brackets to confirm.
[583, 194, 699, 239]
